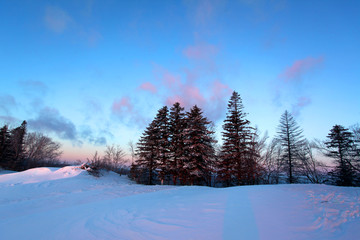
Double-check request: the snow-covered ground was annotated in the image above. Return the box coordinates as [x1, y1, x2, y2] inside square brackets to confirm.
[0, 167, 359, 240]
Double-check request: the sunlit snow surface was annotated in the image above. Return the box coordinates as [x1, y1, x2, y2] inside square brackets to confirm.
[1, 166, 359, 240]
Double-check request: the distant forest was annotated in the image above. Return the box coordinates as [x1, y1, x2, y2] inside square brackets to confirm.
[1, 91, 359, 187]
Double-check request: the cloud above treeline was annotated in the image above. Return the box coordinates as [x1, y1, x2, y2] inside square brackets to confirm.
[19, 80, 49, 95]
[27, 107, 108, 146]
[138, 82, 157, 94]
[115, 41, 232, 123]
[275, 56, 324, 117]
[44, 6, 72, 34]
[28, 107, 77, 140]
[0, 95, 17, 115]
[279, 56, 324, 82]
[44, 5, 102, 46]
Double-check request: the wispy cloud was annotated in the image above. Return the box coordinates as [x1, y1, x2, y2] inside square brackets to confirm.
[138, 82, 157, 94]
[279, 56, 324, 82]
[0, 95, 17, 115]
[112, 97, 133, 115]
[111, 97, 148, 126]
[44, 6, 72, 34]
[28, 107, 77, 141]
[183, 43, 218, 60]
[44, 5, 102, 46]
[155, 66, 231, 121]
[273, 56, 323, 116]
[184, 0, 223, 27]
[19, 80, 48, 95]
[79, 126, 108, 146]
[238, 0, 288, 22]
[113, 41, 230, 123]
[291, 96, 312, 117]
[0, 116, 19, 125]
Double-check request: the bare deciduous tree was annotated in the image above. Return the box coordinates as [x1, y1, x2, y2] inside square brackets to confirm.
[128, 141, 136, 165]
[24, 132, 62, 168]
[104, 144, 127, 174]
[262, 139, 283, 184]
[298, 141, 327, 183]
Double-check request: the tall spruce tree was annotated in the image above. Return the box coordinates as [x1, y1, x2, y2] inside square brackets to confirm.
[0, 125, 12, 169]
[325, 125, 357, 186]
[135, 120, 159, 185]
[168, 102, 186, 185]
[276, 110, 305, 184]
[218, 91, 255, 186]
[182, 105, 216, 185]
[10, 120, 27, 170]
[135, 106, 170, 185]
[154, 106, 170, 185]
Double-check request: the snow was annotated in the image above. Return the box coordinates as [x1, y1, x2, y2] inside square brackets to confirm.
[1, 166, 360, 240]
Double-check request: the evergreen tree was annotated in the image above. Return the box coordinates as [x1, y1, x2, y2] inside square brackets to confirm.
[182, 105, 216, 185]
[350, 124, 360, 171]
[135, 120, 159, 185]
[10, 120, 27, 170]
[168, 102, 186, 185]
[154, 106, 170, 185]
[325, 125, 357, 186]
[134, 106, 170, 185]
[218, 91, 255, 186]
[276, 110, 305, 184]
[0, 125, 12, 169]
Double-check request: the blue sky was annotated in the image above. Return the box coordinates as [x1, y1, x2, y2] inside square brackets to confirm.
[1, 0, 359, 161]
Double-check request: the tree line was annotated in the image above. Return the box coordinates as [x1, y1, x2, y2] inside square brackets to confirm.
[0, 121, 63, 171]
[2, 91, 358, 187]
[129, 91, 360, 187]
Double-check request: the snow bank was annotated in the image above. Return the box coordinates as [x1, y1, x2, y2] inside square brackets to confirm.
[0, 167, 359, 240]
[0, 166, 85, 185]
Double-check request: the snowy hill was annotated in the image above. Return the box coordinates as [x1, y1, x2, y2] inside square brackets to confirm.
[0, 167, 359, 240]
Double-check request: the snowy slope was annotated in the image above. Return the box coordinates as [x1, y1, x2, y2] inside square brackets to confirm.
[0, 167, 359, 240]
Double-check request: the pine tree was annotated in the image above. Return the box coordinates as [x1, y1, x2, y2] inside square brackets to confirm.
[218, 91, 255, 186]
[154, 106, 170, 185]
[182, 105, 216, 185]
[276, 110, 305, 184]
[325, 125, 357, 186]
[168, 102, 186, 185]
[135, 120, 159, 185]
[0, 125, 12, 169]
[135, 106, 171, 185]
[10, 120, 27, 170]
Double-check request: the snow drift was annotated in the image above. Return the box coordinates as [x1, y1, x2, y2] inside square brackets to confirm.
[0, 166, 359, 240]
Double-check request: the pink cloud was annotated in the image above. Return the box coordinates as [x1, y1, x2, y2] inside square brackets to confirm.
[184, 85, 206, 105]
[151, 42, 230, 121]
[166, 95, 185, 107]
[163, 72, 182, 89]
[185, 0, 223, 26]
[279, 56, 324, 82]
[183, 43, 218, 60]
[111, 97, 149, 127]
[157, 67, 231, 121]
[208, 80, 232, 120]
[111, 97, 133, 114]
[44, 6, 72, 33]
[195, 0, 215, 25]
[139, 82, 157, 94]
[297, 97, 312, 107]
[211, 80, 232, 101]
[164, 84, 205, 110]
[156, 69, 206, 109]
